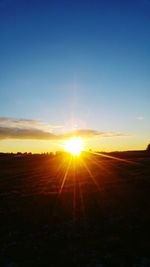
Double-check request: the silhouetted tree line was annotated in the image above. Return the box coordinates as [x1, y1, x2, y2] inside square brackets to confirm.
[146, 144, 150, 152]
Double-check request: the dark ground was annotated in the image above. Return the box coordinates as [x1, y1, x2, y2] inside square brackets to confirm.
[0, 151, 150, 267]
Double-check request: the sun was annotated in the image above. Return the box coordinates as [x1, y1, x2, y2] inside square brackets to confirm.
[64, 137, 84, 156]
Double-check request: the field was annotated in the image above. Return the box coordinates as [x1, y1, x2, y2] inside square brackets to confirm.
[0, 151, 150, 267]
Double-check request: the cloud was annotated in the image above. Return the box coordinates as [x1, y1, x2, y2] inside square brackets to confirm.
[136, 116, 144, 121]
[0, 117, 127, 141]
[0, 127, 57, 140]
[0, 117, 63, 140]
[0, 117, 63, 131]
[62, 129, 127, 139]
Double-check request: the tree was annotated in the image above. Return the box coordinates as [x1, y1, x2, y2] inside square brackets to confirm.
[146, 144, 150, 152]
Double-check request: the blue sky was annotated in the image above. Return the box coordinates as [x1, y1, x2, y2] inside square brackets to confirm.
[0, 0, 150, 151]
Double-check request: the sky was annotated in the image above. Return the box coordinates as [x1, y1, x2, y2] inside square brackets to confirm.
[0, 0, 150, 152]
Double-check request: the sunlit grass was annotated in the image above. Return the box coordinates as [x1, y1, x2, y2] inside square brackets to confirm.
[51, 148, 140, 222]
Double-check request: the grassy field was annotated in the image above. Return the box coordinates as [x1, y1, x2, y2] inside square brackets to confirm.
[0, 151, 150, 267]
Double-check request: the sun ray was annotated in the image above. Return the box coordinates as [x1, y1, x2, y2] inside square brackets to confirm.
[72, 157, 77, 222]
[79, 180, 86, 220]
[59, 156, 72, 194]
[55, 155, 68, 179]
[85, 153, 112, 175]
[80, 157, 101, 191]
[87, 150, 139, 165]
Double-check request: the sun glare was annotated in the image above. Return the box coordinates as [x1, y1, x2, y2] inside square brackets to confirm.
[64, 137, 84, 156]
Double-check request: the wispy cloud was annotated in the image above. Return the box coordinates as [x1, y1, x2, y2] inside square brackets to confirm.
[0, 127, 57, 140]
[136, 116, 144, 121]
[0, 117, 63, 131]
[0, 117, 127, 141]
[62, 129, 127, 139]
[0, 117, 63, 140]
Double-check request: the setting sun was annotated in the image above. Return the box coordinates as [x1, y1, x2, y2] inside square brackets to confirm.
[64, 137, 84, 156]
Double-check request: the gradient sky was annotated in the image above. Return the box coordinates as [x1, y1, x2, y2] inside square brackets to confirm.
[0, 0, 150, 152]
